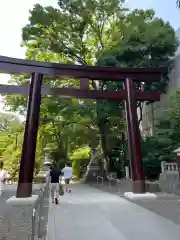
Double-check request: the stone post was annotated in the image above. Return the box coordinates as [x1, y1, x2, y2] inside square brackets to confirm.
[161, 161, 166, 174]
[125, 166, 130, 179]
[5, 195, 39, 240]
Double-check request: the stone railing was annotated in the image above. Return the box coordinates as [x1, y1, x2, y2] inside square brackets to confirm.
[161, 161, 178, 173]
[159, 161, 180, 195]
[31, 182, 50, 240]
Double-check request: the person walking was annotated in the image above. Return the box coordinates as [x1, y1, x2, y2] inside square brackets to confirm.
[62, 163, 72, 193]
[0, 162, 9, 196]
[49, 165, 62, 204]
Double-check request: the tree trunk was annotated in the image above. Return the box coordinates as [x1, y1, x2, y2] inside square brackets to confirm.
[98, 121, 110, 175]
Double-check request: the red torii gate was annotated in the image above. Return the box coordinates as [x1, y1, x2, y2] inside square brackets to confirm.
[0, 56, 166, 197]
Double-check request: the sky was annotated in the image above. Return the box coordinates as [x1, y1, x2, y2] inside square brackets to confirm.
[0, 0, 179, 112]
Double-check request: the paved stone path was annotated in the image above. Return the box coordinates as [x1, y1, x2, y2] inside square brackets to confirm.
[93, 182, 180, 225]
[47, 184, 180, 240]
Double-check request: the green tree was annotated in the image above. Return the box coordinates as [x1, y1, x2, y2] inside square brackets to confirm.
[71, 146, 91, 179]
[5, 0, 127, 170]
[142, 89, 180, 179]
[96, 9, 178, 125]
[0, 112, 22, 133]
[4, 3, 178, 175]
[95, 9, 178, 169]
[177, 0, 180, 8]
[0, 112, 24, 178]
[22, 0, 126, 65]
[38, 97, 99, 168]
[0, 112, 23, 155]
[97, 9, 177, 94]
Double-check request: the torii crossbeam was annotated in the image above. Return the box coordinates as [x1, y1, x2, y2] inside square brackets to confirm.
[0, 55, 167, 197]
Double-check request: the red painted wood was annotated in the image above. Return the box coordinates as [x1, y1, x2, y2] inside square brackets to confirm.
[0, 55, 166, 81]
[80, 78, 89, 89]
[0, 55, 165, 197]
[0, 84, 161, 101]
[125, 78, 145, 193]
[16, 73, 43, 198]
[0, 84, 29, 94]
[51, 88, 161, 101]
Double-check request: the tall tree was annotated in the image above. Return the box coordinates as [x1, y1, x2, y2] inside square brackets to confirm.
[177, 0, 180, 8]
[6, 0, 127, 170]
[0, 112, 24, 178]
[22, 0, 126, 65]
[97, 9, 178, 125]
[4, 3, 178, 174]
[142, 88, 180, 179]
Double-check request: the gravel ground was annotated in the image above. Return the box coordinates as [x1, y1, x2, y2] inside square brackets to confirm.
[91, 181, 180, 225]
[0, 184, 44, 239]
[129, 195, 180, 225]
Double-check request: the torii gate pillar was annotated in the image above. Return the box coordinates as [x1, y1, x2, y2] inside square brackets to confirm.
[125, 78, 145, 193]
[16, 73, 43, 197]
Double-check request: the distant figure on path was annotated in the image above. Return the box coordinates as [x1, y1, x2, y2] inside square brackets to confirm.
[62, 163, 72, 193]
[49, 165, 62, 205]
[0, 162, 9, 196]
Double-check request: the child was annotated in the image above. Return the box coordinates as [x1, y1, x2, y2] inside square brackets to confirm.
[62, 164, 72, 193]
[0, 162, 9, 196]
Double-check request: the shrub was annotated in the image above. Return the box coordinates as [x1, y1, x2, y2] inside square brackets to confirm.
[70, 146, 91, 179]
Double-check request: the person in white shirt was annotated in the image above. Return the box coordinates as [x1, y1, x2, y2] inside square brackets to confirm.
[62, 164, 72, 193]
[0, 162, 9, 196]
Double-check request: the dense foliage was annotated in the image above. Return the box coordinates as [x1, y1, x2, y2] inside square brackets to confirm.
[177, 0, 180, 8]
[1, 0, 179, 178]
[71, 146, 91, 179]
[0, 113, 24, 178]
[142, 89, 180, 179]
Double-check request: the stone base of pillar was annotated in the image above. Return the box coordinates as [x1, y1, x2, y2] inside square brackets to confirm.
[124, 192, 157, 200]
[5, 195, 39, 240]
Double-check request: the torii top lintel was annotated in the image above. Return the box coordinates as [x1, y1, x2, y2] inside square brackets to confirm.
[0, 55, 167, 82]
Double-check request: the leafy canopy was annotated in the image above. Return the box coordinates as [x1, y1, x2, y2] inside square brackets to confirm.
[22, 0, 126, 65]
[3, 1, 179, 175]
[142, 89, 180, 179]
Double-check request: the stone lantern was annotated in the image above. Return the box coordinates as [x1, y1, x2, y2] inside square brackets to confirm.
[38, 146, 52, 176]
[43, 146, 52, 166]
[44, 152, 52, 166]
